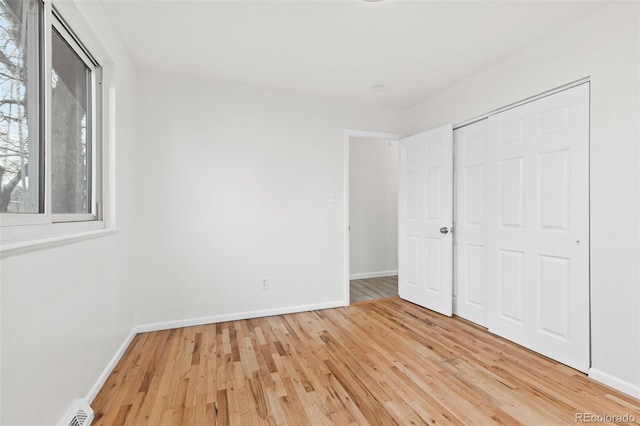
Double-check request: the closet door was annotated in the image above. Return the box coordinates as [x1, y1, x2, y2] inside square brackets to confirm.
[487, 83, 590, 372]
[453, 120, 488, 327]
[398, 124, 453, 316]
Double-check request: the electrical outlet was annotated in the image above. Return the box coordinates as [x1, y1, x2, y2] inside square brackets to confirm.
[260, 277, 269, 289]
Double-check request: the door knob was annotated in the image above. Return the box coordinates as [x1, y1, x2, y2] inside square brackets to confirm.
[439, 227, 449, 235]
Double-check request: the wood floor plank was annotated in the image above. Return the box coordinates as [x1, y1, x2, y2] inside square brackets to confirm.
[350, 276, 398, 303]
[93, 299, 640, 425]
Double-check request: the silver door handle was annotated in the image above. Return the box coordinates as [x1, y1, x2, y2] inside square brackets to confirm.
[439, 227, 449, 235]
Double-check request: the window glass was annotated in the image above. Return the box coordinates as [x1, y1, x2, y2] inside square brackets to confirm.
[51, 27, 91, 214]
[0, 0, 42, 213]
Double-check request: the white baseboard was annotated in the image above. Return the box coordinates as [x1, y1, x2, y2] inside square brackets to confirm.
[84, 300, 345, 403]
[85, 329, 137, 403]
[134, 301, 345, 333]
[350, 270, 398, 280]
[589, 368, 640, 399]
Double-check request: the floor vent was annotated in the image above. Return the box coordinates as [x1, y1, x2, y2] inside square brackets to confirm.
[61, 399, 94, 426]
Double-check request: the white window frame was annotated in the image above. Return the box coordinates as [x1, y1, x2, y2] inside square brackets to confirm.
[50, 8, 102, 223]
[0, 0, 116, 254]
[0, 0, 47, 226]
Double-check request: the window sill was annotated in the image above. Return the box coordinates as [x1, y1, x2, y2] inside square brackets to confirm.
[0, 224, 119, 259]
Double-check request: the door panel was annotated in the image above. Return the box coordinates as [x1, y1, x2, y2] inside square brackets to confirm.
[488, 83, 590, 372]
[466, 245, 485, 306]
[499, 249, 525, 324]
[500, 157, 525, 228]
[540, 150, 570, 229]
[453, 120, 488, 326]
[539, 254, 570, 339]
[399, 124, 453, 316]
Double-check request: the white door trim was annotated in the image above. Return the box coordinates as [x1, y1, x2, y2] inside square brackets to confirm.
[343, 129, 405, 306]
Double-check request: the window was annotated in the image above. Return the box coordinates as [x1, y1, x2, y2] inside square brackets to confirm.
[51, 17, 101, 221]
[0, 0, 103, 233]
[0, 0, 42, 214]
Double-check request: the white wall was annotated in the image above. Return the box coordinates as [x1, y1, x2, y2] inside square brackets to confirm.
[0, 2, 138, 425]
[405, 2, 640, 394]
[134, 72, 404, 326]
[349, 138, 398, 277]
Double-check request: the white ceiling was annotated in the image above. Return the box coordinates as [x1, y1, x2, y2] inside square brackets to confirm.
[100, 0, 609, 109]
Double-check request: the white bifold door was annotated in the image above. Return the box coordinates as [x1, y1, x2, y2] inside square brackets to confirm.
[454, 120, 489, 327]
[487, 83, 590, 372]
[398, 124, 454, 316]
[399, 83, 590, 372]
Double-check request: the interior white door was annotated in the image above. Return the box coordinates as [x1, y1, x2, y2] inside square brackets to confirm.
[487, 83, 590, 372]
[398, 124, 453, 316]
[453, 119, 489, 327]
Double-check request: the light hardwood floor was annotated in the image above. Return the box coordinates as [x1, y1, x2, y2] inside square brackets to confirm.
[92, 298, 640, 425]
[350, 275, 398, 303]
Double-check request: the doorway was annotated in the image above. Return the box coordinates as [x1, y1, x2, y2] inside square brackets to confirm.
[344, 130, 404, 304]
